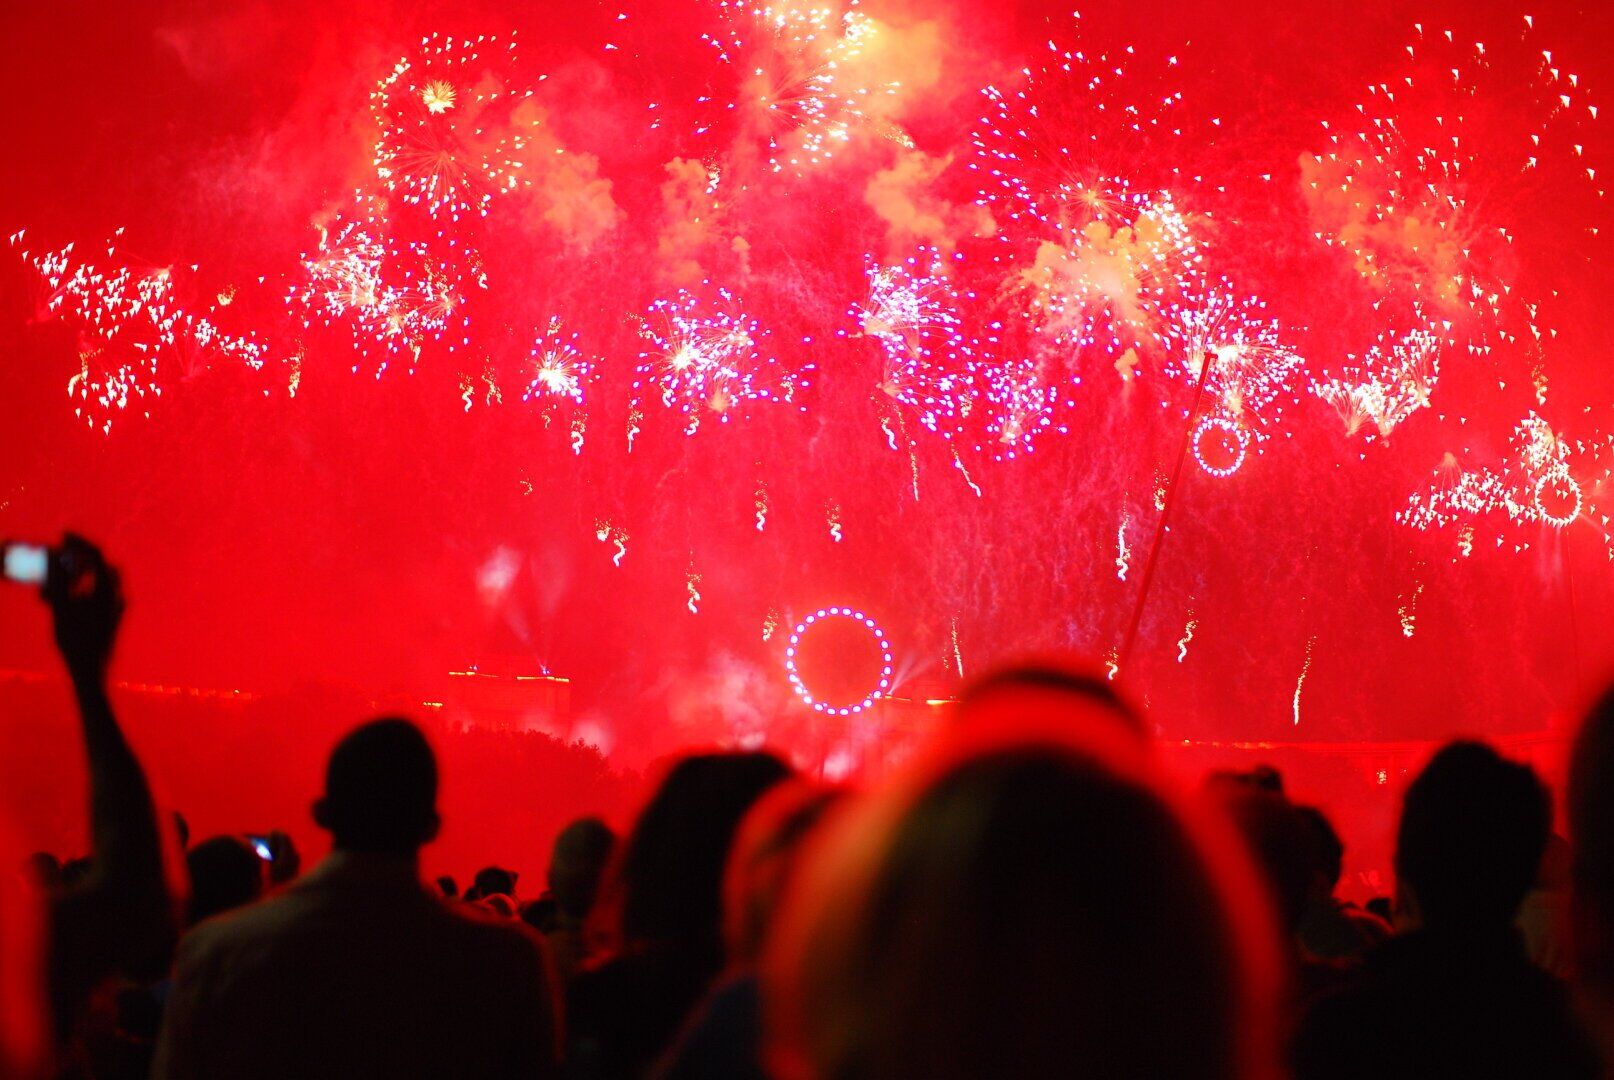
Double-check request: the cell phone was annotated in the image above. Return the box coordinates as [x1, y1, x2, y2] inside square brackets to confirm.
[248, 835, 275, 862]
[2, 543, 50, 586]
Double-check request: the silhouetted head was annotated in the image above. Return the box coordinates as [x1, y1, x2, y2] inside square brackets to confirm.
[767, 691, 1281, 1080]
[466, 865, 518, 902]
[547, 817, 616, 922]
[1219, 789, 1319, 935]
[314, 717, 440, 857]
[186, 836, 264, 925]
[1571, 684, 1614, 991]
[614, 751, 793, 958]
[1396, 740, 1548, 930]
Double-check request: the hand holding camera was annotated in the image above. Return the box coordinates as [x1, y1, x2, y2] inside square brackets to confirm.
[3, 534, 124, 681]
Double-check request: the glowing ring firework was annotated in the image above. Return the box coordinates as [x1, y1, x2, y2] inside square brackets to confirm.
[1191, 416, 1249, 478]
[784, 607, 894, 716]
[1533, 469, 1582, 528]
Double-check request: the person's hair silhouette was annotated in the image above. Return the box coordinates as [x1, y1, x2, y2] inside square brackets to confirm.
[1397, 740, 1548, 928]
[313, 717, 439, 856]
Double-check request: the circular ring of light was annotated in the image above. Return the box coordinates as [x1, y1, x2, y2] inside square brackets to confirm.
[1533, 468, 1582, 528]
[1192, 416, 1248, 478]
[784, 607, 894, 716]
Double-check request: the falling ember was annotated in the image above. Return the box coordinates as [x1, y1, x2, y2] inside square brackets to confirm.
[952, 448, 982, 497]
[686, 567, 702, 613]
[1294, 636, 1316, 726]
[625, 407, 642, 452]
[755, 483, 769, 531]
[1115, 513, 1131, 581]
[826, 501, 842, 542]
[1398, 582, 1424, 637]
[1177, 614, 1198, 662]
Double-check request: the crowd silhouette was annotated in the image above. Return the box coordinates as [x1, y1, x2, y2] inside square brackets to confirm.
[3, 538, 1613, 1079]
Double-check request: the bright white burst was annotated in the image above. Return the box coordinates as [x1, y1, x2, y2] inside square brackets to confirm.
[524, 321, 595, 407]
[634, 285, 809, 435]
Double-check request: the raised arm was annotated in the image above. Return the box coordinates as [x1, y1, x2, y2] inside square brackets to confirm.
[45, 536, 175, 1038]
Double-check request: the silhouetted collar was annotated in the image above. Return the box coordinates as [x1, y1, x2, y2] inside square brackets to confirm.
[301, 850, 423, 891]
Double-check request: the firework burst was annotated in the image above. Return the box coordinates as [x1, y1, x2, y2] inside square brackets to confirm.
[634, 286, 810, 434]
[1312, 316, 1444, 438]
[371, 33, 535, 220]
[701, 0, 894, 173]
[1399, 414, 1614, 554]
[18, 232, 271, 431]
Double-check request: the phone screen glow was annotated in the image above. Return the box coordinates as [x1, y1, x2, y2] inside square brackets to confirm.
[3, 545, 49, 585]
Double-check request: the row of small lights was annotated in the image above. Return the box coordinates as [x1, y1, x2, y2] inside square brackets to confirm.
[1192, 416, 1249, 478]
[784, 607, 894, 715]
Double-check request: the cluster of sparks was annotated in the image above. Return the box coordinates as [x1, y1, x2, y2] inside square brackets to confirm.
[370, 33, 533, 220]
[12, 4, 1612, 697]
[634, 286, 810, 435]
[700, 0, 895, 173]
[16, 231, 271, 432]
[1312, 317, 1444, 439]
[1399, 414, 1614, 556]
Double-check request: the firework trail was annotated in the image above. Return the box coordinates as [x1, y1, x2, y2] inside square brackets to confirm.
[686, 566, 703, 613]
[1398, 582, 1423, 637]
[1293, 636, 1316, 726]
[1115, 512, 1131, 581]
[1176, 613, 1198, 662]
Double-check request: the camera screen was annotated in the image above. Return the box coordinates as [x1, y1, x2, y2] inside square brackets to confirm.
[3, 545, 49, 585]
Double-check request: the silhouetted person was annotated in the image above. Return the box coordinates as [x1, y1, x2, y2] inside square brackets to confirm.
[1216, 787, 1354, 1016]
[766, 679, 1283, 1080]
[466, 865, 520, 903]
[656, 780, 842, 1080]
[567, 751, 792, 1080]
[0, 538, 174, 1078]
[539, 817, 615, 984]
[1294, 806, 1390, 963]
[37, 538, 176, 1064]
[184, 837, 263, 926]
[154, 718, 561, 1079]
[1569, 684, 1614, 1068]
[1294, 741, 1597, 1079]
